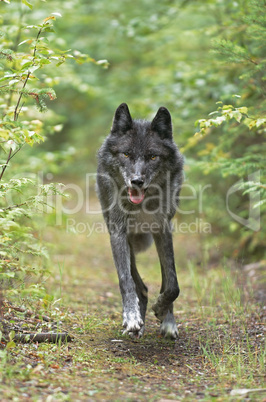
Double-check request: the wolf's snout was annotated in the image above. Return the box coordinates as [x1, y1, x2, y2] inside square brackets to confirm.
[131, 177, 144, 188]
[128, 176, 145, 204]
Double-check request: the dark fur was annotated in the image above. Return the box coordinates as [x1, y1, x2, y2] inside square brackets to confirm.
[97, 103, 183, 338]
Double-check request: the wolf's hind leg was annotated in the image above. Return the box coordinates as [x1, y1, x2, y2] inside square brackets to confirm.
[155, 281, 178, 339]
[152, 229, 179, 339]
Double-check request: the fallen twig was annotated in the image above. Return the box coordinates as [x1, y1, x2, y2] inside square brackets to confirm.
[14, 332, 72, 343]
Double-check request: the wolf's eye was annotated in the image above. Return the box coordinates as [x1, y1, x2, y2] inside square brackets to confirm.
[150, 155, 157, 160]
[124, 152, 129, 158]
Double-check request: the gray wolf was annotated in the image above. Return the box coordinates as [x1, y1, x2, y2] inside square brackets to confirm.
[97, 103, 183, 338]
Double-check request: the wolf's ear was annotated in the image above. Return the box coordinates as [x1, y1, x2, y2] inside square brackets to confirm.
[151, 107, 172, 139]
[111, 103, 133, 135]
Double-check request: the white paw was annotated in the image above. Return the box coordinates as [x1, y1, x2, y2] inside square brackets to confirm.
[160, 311, 178, 339]
[122, 309, 144, 338]
[127, 325, 145, 339]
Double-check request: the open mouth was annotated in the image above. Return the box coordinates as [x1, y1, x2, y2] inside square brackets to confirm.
[128, 187, 145, 205]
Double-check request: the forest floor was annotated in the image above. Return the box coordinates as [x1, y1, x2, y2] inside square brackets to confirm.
[0, 206, 265, 401]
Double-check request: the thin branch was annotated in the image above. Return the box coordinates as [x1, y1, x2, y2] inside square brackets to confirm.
[13, 27, 42, 122]
[1, 200, 30, 212]
[2, 197, 55, 213]
[218, 43, 259, 66]
[1, 27, 44, 180]
[0, 144, 24, 182]
[13, 71, 30, 121]
[0, 147, 12, 181]
[9, 144, 24, 161]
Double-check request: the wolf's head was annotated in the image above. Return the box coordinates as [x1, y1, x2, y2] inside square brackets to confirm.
[105, 103, 183, 206]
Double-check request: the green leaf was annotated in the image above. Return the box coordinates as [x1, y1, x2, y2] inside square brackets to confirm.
[42, 26, 55, 33]
[6, 341, 16, 349]
[237, 107, 248, 115]
[18, 39, 32, 46]
[28, 65, 40, 73]
[222, 104, 234, 110]
[25, 25, 39, 29]
[9, 330, 15, 341]
[96, 59, 109, 68]
[39, 58, 51, 66]
[22, 0, 33, 9]
[0, 272, 16, 278]
[256, 118, 266, 127]
[8, 79, 20, 86]
[234, 111, 242, 123]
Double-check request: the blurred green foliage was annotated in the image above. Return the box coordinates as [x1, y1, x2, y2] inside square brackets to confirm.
[0, 3, 99, 293]
[0, 0, 265, 265]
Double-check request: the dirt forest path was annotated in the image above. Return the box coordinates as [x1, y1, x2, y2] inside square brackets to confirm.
[1, 206, 265, 401]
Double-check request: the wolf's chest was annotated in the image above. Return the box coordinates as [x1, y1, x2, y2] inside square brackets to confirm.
[126, 211, 166, 234]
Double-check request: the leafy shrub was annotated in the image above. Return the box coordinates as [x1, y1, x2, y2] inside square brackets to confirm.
[184, 0, 266, 259]
[0, 2, 102, 297]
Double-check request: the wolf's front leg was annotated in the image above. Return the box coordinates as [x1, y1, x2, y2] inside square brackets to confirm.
[152, 227, 179, 339]
[110, 233, 143, 337]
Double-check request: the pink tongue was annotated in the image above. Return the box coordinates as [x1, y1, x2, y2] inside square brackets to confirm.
[128, 188, 145, 204]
